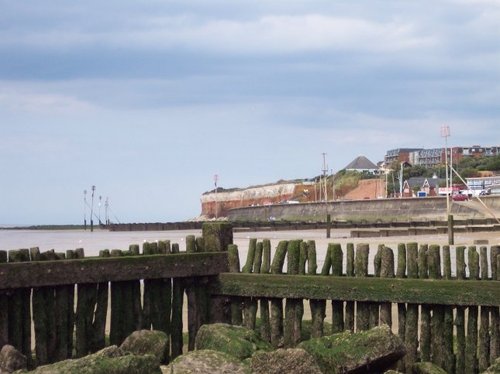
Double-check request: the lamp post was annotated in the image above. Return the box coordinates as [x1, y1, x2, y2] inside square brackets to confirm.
[441, 125, 454, 244]
[90, 185, 96, 232]
[83, 190, 87, 230]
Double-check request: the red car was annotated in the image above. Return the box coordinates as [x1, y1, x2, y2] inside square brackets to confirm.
[452, 193, 468, 201]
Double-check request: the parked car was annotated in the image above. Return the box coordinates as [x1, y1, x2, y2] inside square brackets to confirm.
[452, 193, 468, 201]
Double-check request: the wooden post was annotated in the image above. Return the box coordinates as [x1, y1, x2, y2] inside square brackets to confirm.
[0, 250, 8, 350]
[259, 240, 272, 343]
[326, 213, 331, 239]
[108, 249, 124, 348]
[355, 243, 369, 331]
[170, 243, 184, 359]
[466, 246, 479, 374]
[479, 246, 490, 372]
[31, 248, 49, 366]
[284, 240, 301, 347]
[308, 241, 325, 338]
[491, 245, 500, 364]
[379, 246, 394, 328]
[396, 243, 406, 373]
[405, 242, 419, 373]
[228, 244, 242, 326]
[345, 243, 355, 333]
[242, 239, 258, 331]
[186, 235, 199, 351]
[429, 245, 445, 369]
[330, 244, 344, 333]
[91, 250, 109, 353]
[270, 241, 287, 348]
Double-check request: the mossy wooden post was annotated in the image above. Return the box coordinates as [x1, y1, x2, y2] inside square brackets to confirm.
[420, 244, 431, 363]
[308, 241, 325, 338]
[75, 249, 97, 357]
[202, 222, 232, 324]
[127, 244, 142, 331]
[186, 235, 199, 351]
[109, 249, 125, 348]
[202, 222, 233, 252]
[91, 249, 109, 353]
[171, 242, 184, 359]
[242, 238, 258, 331]
[369, 245, 383, 329]
[65, 250, 77, 357]
[491, 245, 500, 364]
[404, 242, 419, 373]
[379, 246, 394, 328]
[429, 245, 446, 369]
[284, 240, 301, 347]
[456, 245, 467, 374]
[396, 243, 406, 373]
[31, 248, 49, 365]
[479, 246, 490, 372]
[142, 242, 153, 329]
[228, 244, 243, 326]
[259, 239, 272, 343]
[326, 213, 331, 238]
[0, 250, 8, 349]
[330, 243, 344, 333]
[345, 243, 355, 333]
[270, 240, 287, 348]
[466, 246, 480, 374]
[355, 243, 369, 331]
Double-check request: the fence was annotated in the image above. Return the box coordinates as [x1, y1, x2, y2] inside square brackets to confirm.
[211, 239, 500, 374]
[1, 223, 499, 374]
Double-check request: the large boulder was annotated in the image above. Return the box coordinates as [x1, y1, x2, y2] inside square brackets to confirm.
[19, 346, 161, 374]
[298, 325, 405, 374]
[162, 350, 249, 374]
[120, 330, 169, 364]
[250, 348, 322, 374]
[0, 345, 27, 373]
[195, 323, 271, 360]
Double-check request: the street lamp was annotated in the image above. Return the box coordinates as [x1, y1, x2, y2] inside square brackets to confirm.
[90, 185, 96, 232]
[440, 125, 453, 244]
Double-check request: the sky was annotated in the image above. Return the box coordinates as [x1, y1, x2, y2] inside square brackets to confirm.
[1, 0, 499, 225]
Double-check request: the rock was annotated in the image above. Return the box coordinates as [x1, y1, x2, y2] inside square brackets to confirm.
[20, 347, 161, 374]
[195, 323, 271, 360]
[120, 330, 169, 364]
[162, 350, 250, 374]
[482, 357, 500, 374]
[298, 325, 406, 374]
[0, 345, 27, 373]
[412, 362, 447, 374]
[250, 348, 322, 374]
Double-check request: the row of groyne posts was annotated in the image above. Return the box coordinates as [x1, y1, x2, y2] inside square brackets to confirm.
[0, 222, 499, 373]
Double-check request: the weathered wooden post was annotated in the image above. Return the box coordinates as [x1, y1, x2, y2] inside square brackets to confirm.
[242, 239, 258, 330]
[227, 244, 242, 326]
[330, 243, 344, 333]
[491, 245, 500, 364]
[405, 242, 419, 372]
[270, 240, 287, 348]
[202, 222, 232, 324]
[345, 243, 355, 333]
[379, 246, 394, 328]
[355, 243, 369, 331]
[396, 243, 406, 373]
[170, 243, 184, 359]
[466, 246, 480, 374]
[284, 240, 301, 347]
[479, 246, 490, 372]
[0, 250, 8, 350]
[456, 245, 467, 374]
[259, 239, 272, 342]
[308, 240, 325, 338]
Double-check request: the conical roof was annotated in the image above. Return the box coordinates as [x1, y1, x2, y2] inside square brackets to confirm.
[344, 155, 378, 170]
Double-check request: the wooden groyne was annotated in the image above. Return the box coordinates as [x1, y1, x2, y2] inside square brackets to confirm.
[1, 223, 499, 373]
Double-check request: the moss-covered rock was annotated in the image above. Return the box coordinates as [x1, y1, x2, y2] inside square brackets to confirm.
[482, 357, 500, 374]
[298, 325, 405, 374]
[162, 349, 250, 374]
[1, 345, 27, 373]
[250, 348, 322, 374]
[412, 362, 447, 374]
[120, 330, 169, 364]
[194, 323, 271, 360]
[18, 347, 161, 374]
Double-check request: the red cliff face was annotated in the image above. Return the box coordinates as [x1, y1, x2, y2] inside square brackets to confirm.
[200, 183, 312, 218]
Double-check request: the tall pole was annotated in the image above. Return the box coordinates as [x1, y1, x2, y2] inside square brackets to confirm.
[105, 197, 109, 226]
[441, 125, 453, 244]
[98, 195, 102, 226]
[90, 185, 96, 232]
[83, 190, 87, 230]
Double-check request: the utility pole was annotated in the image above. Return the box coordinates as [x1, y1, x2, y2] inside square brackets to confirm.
[83, 190, 87, 230]
[98, 195, 102, 226]
[90, 185, 96, 232]
[105, 197, 110, 226]
[441, 125, 453, 244]
[322, 153, 328, 201]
